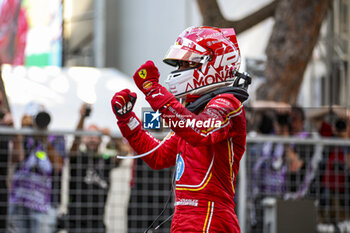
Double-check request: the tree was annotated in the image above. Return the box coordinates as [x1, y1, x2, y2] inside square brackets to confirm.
[196, 0, 332, 103]
[196, 0, 279, 34]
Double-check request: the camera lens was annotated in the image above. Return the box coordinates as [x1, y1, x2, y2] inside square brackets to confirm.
[85, 105, 92, 117]
[335, 118, 347, 132]
[34, 111, 51, 129]
[277, 113, 290, 126]
[0, 110, 5, 120]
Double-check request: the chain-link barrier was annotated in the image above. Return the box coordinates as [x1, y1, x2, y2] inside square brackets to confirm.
[1, 128, 350, 232]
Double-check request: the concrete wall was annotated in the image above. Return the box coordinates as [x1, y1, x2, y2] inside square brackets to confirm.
[105, 0, 201, 85]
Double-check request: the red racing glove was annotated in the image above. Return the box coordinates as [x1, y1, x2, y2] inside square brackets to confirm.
[133, 60, 160, 95]
[133, 60, 175, 110]
[111, 89, 137, 120]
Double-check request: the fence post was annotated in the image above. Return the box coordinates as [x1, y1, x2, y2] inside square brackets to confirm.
[239, 151, 247, 233]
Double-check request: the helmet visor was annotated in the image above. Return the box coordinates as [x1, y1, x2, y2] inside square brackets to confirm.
[163, 45, 207, 67]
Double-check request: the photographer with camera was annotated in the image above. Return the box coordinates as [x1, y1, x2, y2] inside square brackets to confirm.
[68, 103, 120, 233]
[317, 113, 350, 221]
[7, 102, 65, 233]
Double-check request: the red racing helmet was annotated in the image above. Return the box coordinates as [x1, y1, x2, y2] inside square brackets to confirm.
[164, 26, 241, 98]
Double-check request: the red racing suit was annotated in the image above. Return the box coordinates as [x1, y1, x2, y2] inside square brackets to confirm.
[117, 90, 246, 233]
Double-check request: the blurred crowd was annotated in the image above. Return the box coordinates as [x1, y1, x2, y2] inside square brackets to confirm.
[1, 85, 350, 232]
[0, 89, 134, 233]
[246, 101, 350, 231]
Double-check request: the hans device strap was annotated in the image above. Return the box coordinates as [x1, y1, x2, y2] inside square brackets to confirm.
[186, 72, 252, 113]
[185, 71, 251, 113]
[185, 87, 249, 113]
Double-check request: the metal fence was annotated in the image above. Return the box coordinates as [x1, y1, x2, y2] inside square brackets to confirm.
[1, 128, 350, 233]
[0, 127, 173, 233]
[241, 135, 350, 233]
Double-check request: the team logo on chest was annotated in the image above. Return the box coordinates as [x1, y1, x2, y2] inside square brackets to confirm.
[175, 153, 185, 181]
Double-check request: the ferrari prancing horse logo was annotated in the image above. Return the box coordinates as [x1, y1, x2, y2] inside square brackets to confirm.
[138, 69, 147, 79]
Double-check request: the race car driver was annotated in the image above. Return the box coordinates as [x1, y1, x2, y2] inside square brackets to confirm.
[111, 26, 250, 232]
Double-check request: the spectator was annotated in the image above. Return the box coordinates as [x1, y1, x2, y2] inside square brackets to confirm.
[253, 110, 290, 196]
[322, 118, 349, 191]
[319, 117, 350, 221]
[68, 103, 119, 233]
[249, 100, 291, 135]
[7, 102, 65, 233]
[285, 106, 315, 196]
[306, 106, 350, 222]
[250, 106, 291, 230]
[290, 105, 307, 136]
[104, 137, 134, 233]
[0, 91, 22, 231]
